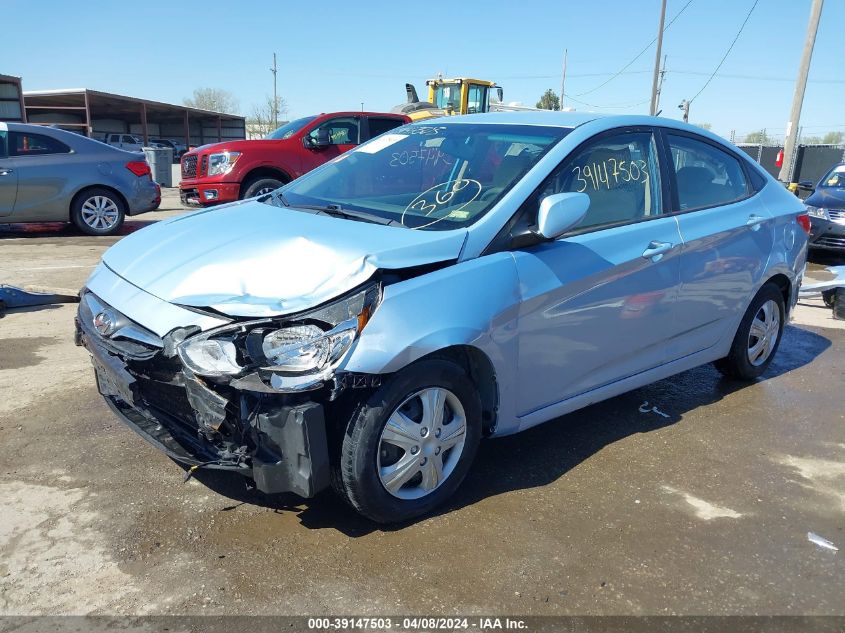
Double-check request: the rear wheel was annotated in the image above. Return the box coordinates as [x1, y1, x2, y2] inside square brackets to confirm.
[334, 359, 482, 523]
[70, 188, 125, 236]
[714, 282, 784, 380]
[240, 177, 285, 199]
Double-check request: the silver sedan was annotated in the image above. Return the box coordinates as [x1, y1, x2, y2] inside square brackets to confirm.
[0, 122, 160, 235]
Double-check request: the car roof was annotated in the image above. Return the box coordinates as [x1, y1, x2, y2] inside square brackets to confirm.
[436, 110, 608, 128]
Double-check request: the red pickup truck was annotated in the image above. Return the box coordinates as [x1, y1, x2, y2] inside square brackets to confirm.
[179, 111, 409, 206]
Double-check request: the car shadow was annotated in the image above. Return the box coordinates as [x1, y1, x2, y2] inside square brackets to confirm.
[190, 324, 832, 536]
[0, 218, 164, 239]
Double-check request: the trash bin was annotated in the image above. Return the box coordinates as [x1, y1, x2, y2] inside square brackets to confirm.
[142, 147, 174, 187]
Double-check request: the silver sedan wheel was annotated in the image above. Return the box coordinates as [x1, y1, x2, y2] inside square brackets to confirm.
[377, 387, 467, 500]
[254, 185, 277, 196]
[80, 196, 120, 231]
[747, 299, 780, 366]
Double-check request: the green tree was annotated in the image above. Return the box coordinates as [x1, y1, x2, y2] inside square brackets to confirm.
[536, 89, 560, 111]
[183, 88, 240, 114]
[822, 131, 843, 145]
[743, 129, 771, 144]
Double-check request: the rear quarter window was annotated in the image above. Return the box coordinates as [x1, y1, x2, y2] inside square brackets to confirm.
[10, 131, 71, 157]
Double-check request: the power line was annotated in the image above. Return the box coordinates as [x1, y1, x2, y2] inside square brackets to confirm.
[564, 94, 652, 109]
[572, 0, 694, 97]
[688, 0, 759, 103]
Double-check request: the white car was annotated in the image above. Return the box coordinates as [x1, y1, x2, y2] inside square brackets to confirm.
[103, 133, 145, 152]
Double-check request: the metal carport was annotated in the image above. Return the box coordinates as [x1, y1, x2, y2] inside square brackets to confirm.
[22, 88, 245, 147]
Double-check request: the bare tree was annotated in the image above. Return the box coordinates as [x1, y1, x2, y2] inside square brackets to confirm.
[183, 88, 240, 114]
[247, 95, 289, 139]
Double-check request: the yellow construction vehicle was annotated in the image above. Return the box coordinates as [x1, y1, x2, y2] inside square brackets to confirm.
[392, 76, 504, 121]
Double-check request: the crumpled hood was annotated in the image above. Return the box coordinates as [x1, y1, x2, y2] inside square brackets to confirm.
[102, 200, 467, 317]
[806, 187, 845, 210]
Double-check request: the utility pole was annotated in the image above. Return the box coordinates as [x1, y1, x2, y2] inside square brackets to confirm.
[560, 49, 567, 110]
[678, 99, 690, 123]
[779, 0, 824, 183]
[270, 52, 279, 128]
[654, 54, 668, 115]
[649, 0, 668, 115]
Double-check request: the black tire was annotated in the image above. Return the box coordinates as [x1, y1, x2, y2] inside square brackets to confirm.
[714, 282, 785, 380]
[334, 358, 482, 524]
[240, 177, 284, 199]
[822, 290, 835, 309]
[70, 187, 126, 236]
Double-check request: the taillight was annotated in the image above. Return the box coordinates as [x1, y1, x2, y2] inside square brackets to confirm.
[796, 212, 811, 234]
[126, 161, 151, 177]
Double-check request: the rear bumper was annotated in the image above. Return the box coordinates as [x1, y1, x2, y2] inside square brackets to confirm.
[179, 180, 240, 207]
[75, 313, 331, 498]
[809, 217, 845, 251]
[127, 181, 162, 215]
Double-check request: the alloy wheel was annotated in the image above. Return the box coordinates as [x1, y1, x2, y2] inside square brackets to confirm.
[80, 196, 120, 231]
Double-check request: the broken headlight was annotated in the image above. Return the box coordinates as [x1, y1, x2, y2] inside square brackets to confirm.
[176, 282, 380, 386]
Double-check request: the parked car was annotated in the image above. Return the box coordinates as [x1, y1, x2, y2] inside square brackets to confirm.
[179, 111, 409, 206]
[150, 138, 187, 162]
[103, 133, 145, 152]
[76, 112, 808, 522]
[804, 163, 845, 252]
[0, 122, 160, 235]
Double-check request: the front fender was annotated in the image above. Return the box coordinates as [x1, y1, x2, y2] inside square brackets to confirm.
[342, 252, 522, 434]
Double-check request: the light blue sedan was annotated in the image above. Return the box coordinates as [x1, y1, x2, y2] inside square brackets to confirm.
[76, 112, 809, 523]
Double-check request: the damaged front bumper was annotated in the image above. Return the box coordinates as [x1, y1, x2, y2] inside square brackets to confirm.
[75, 291, 333, 498]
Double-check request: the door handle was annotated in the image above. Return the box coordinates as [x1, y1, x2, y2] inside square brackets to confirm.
[642, 240, 673, 262]
[746, 214, 766, 231]
[0, 168, 13, 176]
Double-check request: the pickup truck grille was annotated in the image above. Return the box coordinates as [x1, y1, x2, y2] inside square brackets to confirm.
[182, 154, 197, 178]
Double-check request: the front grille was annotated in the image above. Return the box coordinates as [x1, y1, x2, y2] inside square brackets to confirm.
[815, 235, 845, 248]
[182, 154, 197, 178]
[828, 209, 845, 223]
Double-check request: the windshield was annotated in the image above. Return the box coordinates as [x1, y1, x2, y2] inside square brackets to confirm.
[266, 123, 570, 230]
[820, 164, 845, 188]
[266, 116, 317, 140]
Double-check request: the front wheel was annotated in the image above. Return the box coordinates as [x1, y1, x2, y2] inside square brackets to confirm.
[714, 282, 785, 380]
[334, 359, 482, 523]
[240, 177, 284, 199]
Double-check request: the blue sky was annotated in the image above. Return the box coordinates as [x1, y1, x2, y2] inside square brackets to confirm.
[4, 0, 843, 141]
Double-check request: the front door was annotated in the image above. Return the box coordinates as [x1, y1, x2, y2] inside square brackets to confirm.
[513, 128, 683, 416]
[300, 116, 360, 173]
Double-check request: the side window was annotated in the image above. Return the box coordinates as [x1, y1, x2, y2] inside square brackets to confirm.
[10, 132, 71, 157]
[0, 130, 7, 158]
[540, 131, 662, 232]
[308, 117, 359, 145]
[667, 134, 749, 210]
[367, 117, 404, 138]
[123, 135, 136, 144]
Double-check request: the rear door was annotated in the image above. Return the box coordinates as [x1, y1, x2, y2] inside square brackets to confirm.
[0, 125, 17, 216]
[512, 127, 684, 414]
[362, 116, 406, 141]
[662, 130, 773, 358]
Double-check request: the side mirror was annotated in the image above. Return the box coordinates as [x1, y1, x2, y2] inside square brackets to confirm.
[798, 180, 815, 192]
[495, 87, 504, 103]
[314, 128, 332, 148]
[537, 192, 590, 239]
